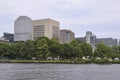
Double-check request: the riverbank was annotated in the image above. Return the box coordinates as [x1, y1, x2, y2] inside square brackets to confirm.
[0, 59, 120, 64]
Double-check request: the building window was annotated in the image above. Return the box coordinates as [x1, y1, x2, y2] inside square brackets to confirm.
[33, 25, 45, 40]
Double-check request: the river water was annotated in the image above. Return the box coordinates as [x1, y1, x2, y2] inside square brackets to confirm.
[0, 63, 120, 80]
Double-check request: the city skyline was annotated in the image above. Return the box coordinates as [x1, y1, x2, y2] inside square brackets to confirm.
[0, 0, 120, 38]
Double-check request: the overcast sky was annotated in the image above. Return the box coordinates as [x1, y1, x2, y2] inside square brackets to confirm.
[0, 0, 120, 38]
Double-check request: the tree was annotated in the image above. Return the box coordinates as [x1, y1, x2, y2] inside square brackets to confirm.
[61, 40, 83, 59]
[70, 40, 83, 58]
[112, 46, 120, 54]
[62, 43, 74, 59]
[20, 40, 35, 60]
[11, 42, 25, 59]
[49, 38, 63, 59]
[111, 46, 120, 59]
[6, 43, 17, 59]
[80, 42, 93, 57]
[0, 42, 10, 58]
[94, 43, 112, 58]
[35, 37, 49, 60]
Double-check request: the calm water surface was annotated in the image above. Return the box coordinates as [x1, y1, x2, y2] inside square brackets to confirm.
[0, 63, 120, 80]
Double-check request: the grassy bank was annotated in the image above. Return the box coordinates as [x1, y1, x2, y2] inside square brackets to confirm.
[0, 59, 120, 64]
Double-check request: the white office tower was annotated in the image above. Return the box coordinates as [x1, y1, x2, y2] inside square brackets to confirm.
[14, 16, 33, 41]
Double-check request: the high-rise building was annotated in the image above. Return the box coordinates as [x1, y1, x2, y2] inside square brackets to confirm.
[32, 19, 59, 40]
[14, 16, 60, 41]
[60, 29, 75, 44]
[14, 16, 33, 41]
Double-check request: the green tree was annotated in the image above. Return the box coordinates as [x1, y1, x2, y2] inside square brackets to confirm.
[111, 46, 120, 59]
[112, 46, 120, 54]
[80, 42, 93, 57]
[20, 40, 35, 60]
[35, 37, 49, 60]
[94, 43, 112, 58]
[5, 43, 17, 59]
[0, 42, 10, 58]
[62, 40, 82, 59]
[62, 43, 74, 59]
[49, 38, 63, 59]
[70, 40, 83, 58]
[11, 42, 25, 59]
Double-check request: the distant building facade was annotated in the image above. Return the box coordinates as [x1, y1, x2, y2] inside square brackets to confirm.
[96, 38, 118, 47]
[32, 19, 59, 40]
[76, 31, 96, 47]
[3, 32, 14, 42]
[76, 37, 86, 42]
[85, 31, 96, 47]
[14, 16, 59, 41]
[76, 31, 118, 47]
[60, 29, 75, 44]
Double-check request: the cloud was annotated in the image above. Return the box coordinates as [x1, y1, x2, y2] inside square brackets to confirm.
[0, 0, 120, 38]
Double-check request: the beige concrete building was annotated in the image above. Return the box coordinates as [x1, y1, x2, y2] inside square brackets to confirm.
[60, 29, 75, 44]
[32, 19, 59, 40]
[14, 16, 60, 41]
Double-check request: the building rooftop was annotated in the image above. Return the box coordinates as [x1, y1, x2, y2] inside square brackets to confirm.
[33, 18, 59, 23]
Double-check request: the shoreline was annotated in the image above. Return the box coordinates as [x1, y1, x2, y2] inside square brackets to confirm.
[0, 60, 120, 64]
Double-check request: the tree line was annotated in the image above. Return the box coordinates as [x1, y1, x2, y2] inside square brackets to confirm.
[0, 37, 120, 60]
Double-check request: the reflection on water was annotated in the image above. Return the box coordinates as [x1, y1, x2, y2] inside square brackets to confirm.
[0, 63, 120, 80]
